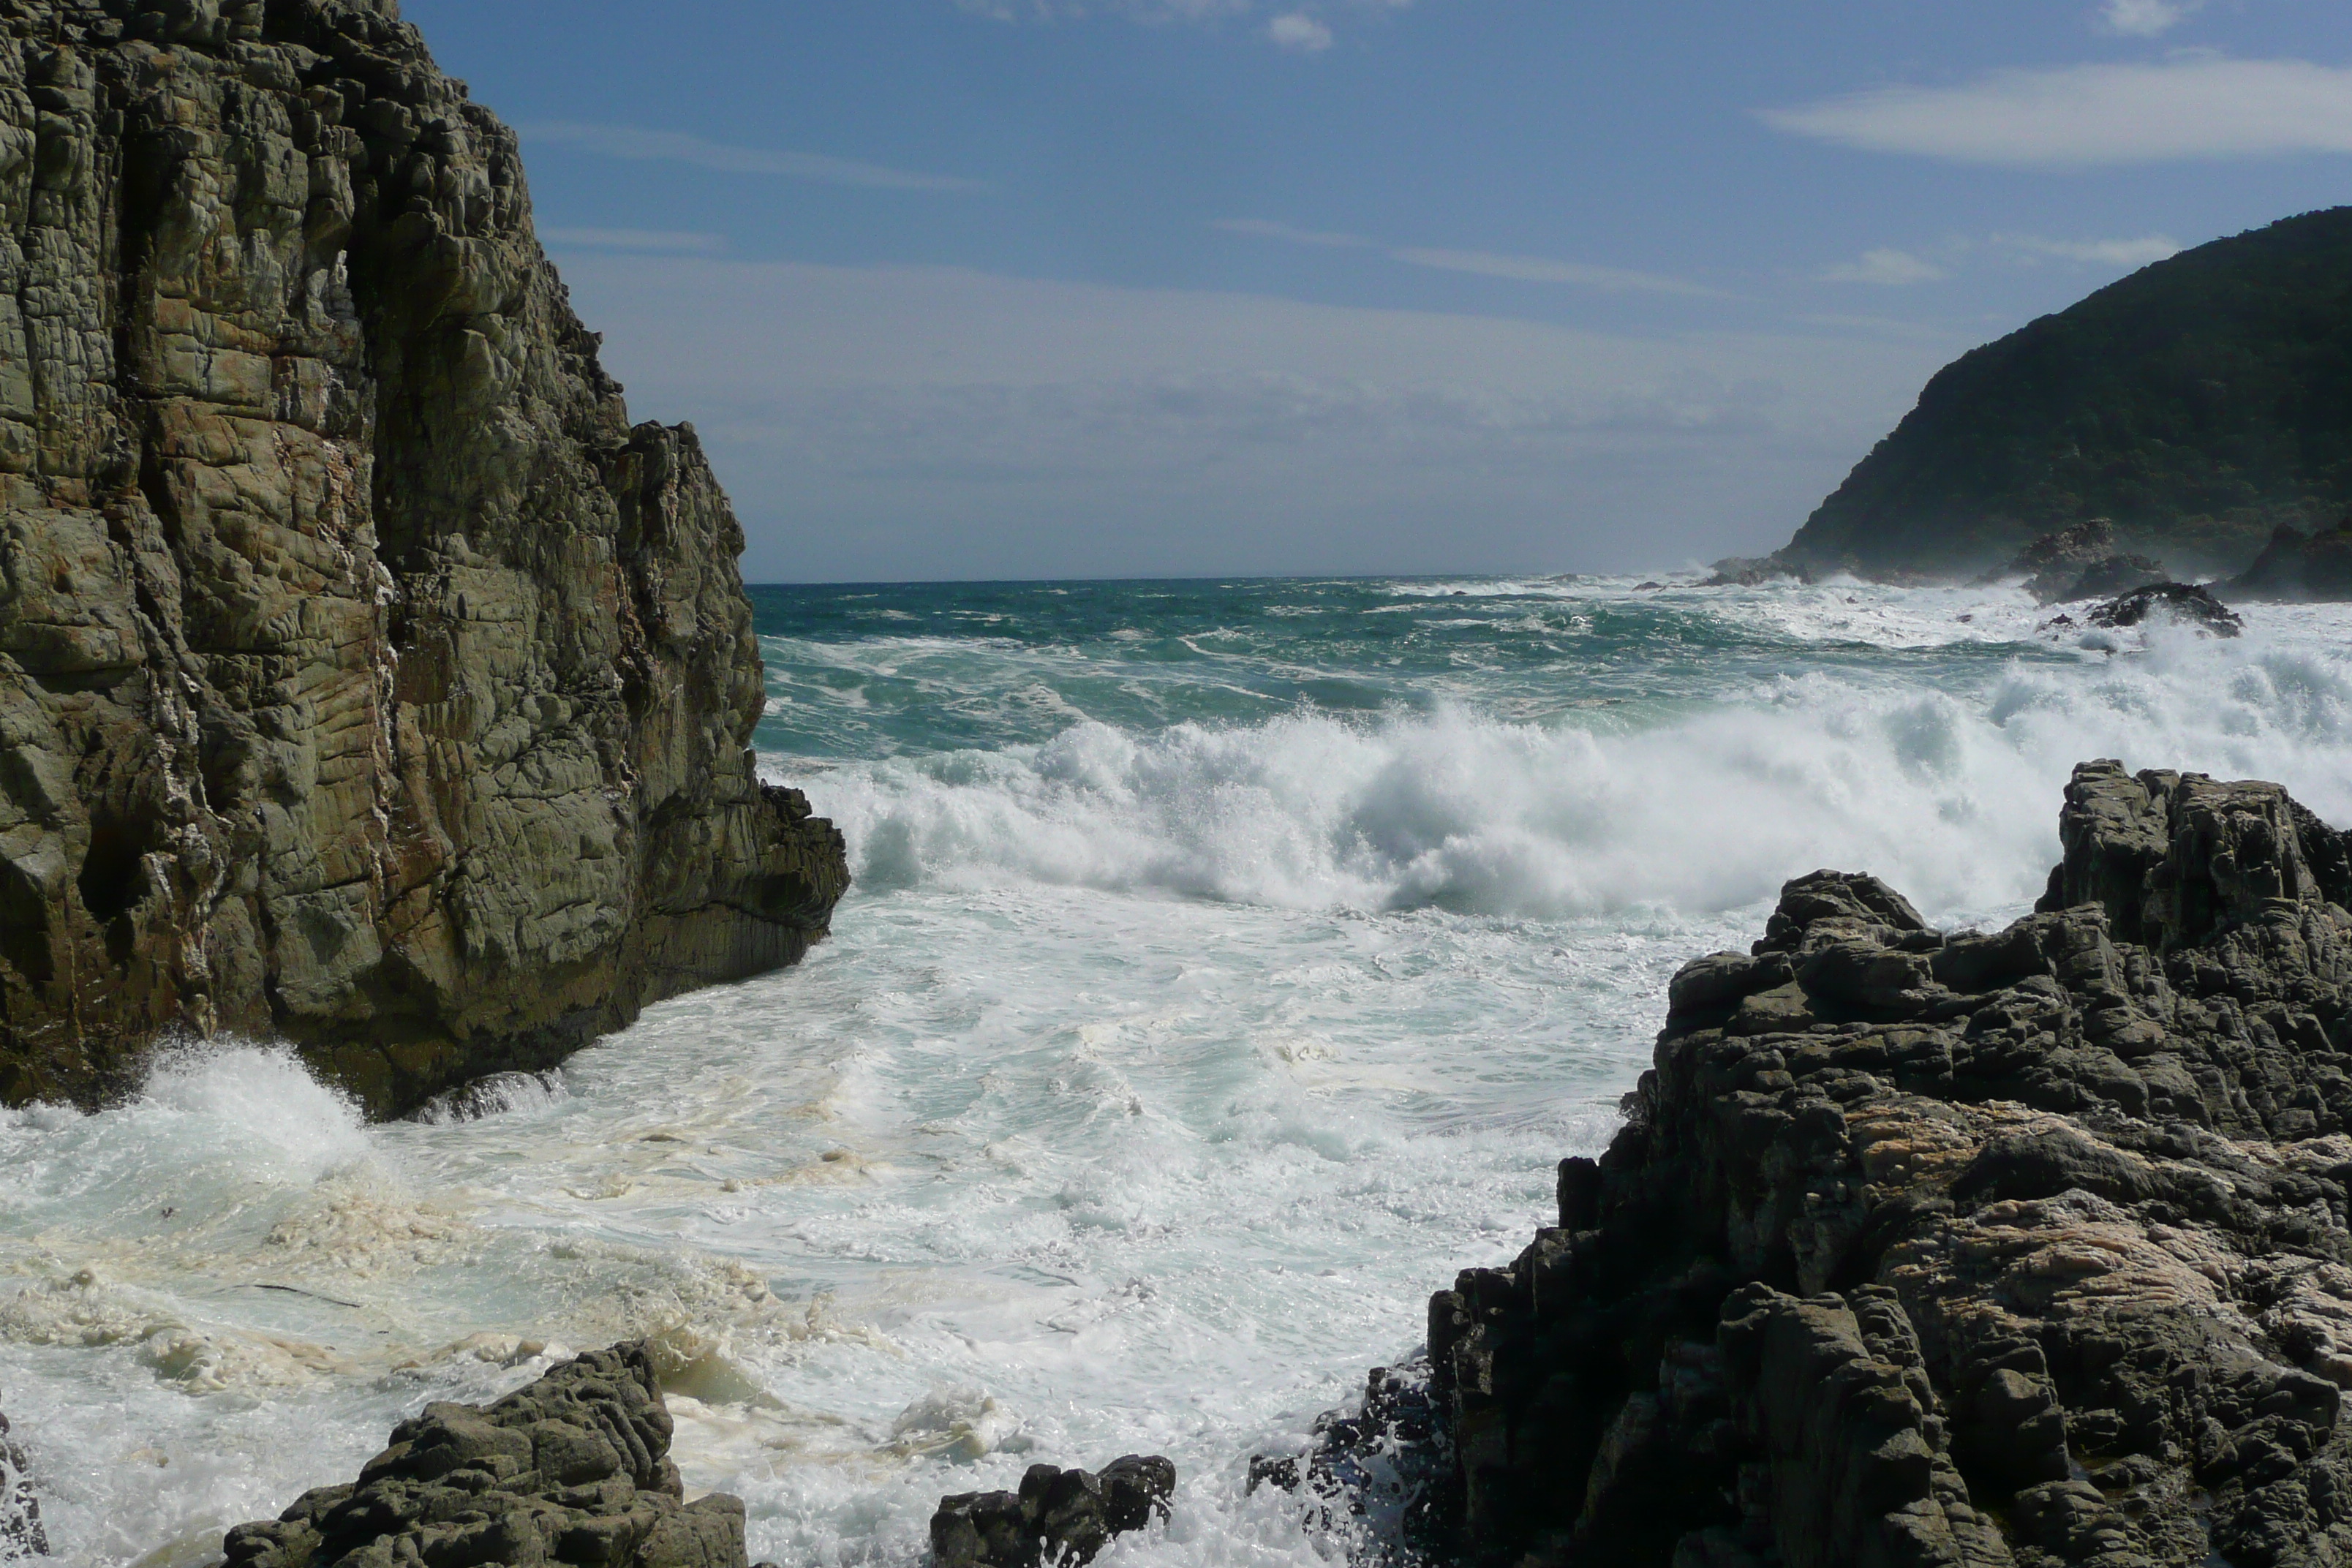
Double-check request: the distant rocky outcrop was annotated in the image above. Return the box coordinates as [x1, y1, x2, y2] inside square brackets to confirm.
[2226, 516, 2352, 603]
[1319, 761, 2352, 1567]
[0, 0, 848, 1115]
[222, 1344, 749, 1568]
[930, 1456, 1175, 1568]
[1701, 556, 1807, 589]
[1976, 520, 2169, 606]
[1773, 208, 2352, 581]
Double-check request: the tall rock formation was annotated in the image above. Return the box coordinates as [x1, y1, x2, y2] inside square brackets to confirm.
[0, 0, 849, 1115]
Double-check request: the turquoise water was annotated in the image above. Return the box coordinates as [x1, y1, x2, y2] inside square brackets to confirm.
[4, 574, 2351, 1568]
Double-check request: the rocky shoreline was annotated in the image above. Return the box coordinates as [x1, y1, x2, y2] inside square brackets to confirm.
[1284, 761, 2352, 1567]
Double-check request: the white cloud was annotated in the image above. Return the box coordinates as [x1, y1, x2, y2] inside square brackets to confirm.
[1390, 248, 1727, 298]
[2099, 0, 2199, 37]
[557, 257, 1946, 579]
[1219, 220, 1723, 297]
[956, 0, 1407, 48]
[540, 227, 727, 253]
[1997, 233, 2182, 266]
[1214, 217, 1369, 247]
[521, 122, 987, 192]
[1820, 248, 1946, 286]
[1267, 12, 1334, 51]
[1762, 57, 2352, 167]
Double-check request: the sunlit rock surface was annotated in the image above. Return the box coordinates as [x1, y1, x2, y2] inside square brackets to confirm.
[0, 0, 848, 1115]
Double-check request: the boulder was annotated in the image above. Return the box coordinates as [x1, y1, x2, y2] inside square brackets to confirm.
[931, 1457, 1174, 1568]
[1319, 761, 2352, 1567]
[219, 1344, 749, 1568]
[2084, 581, 2242, 637]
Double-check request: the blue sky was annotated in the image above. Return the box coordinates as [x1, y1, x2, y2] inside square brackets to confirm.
[404, 0, 2352, 581]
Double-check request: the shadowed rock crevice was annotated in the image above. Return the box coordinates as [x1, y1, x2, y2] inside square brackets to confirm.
[1350, 761, 2352, 1567]
[0, 0, 849, 1116]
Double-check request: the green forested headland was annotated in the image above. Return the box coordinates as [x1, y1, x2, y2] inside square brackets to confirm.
[1779, 208, 2352, 578]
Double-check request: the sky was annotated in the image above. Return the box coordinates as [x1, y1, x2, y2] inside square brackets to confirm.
[400, 0, 2352, 583]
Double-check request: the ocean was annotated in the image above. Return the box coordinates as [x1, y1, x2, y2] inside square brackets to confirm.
[6, 575, 2351, 1568]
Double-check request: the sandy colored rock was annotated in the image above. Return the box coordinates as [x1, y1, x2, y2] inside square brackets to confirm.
[0, 0, 848, 1116]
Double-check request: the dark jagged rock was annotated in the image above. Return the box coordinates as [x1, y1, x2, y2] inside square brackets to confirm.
[220, 1343, 746, 1568]
[1378, 761, 2352, 1567]
[1250, 1359, 1453, 1557]
[930, 1457, 1174, 1568]
[1, 1411, 45, 1558]
[2227, 516, 2352, 603]
[2084, 581, 2243, 637]
[0, 0, 849, 1116]
[1976, 520, 2170, 606]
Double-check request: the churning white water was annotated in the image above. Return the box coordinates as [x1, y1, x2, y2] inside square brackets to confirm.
[4, 576, 2350, 1568]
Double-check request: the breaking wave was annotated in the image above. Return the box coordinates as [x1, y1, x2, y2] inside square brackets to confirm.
[804, 618, 2352, 925]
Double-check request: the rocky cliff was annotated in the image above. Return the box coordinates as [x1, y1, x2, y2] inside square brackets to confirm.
[0, 0, 848, 1115]
[1774, 208, 2352, 582]
[1306, 762, 2352, 1567]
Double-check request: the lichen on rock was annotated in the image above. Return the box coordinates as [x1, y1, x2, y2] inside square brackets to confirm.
[0, 0, 848, 1116]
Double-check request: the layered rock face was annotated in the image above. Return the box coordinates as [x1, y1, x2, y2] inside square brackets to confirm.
[1405, 762, 2352, 1566]
[222, 1343, 752, 1568]
[0, 0, 848, 1114]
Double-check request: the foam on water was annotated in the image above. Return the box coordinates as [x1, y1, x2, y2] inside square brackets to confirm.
[7, 577, 2352, 1567]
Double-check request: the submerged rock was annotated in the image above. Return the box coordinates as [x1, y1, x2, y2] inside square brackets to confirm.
[0, 1, 849, 1117]
[2084, 581, 2243, 636]
[930, 1456, 1175, 1568]
[1356, 761, 2352, 1566]
[220, 1343, 745, 1568]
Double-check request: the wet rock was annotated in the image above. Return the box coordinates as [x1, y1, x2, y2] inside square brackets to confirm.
[219, 1343, 744, 1568]
[931, 1457, 1173, 1568]
[1358, 761, 2352, 1567]
[2084, 581, 2242, 637]
[0, 0, 850, 1117]
[0, 1411, 45, 1558]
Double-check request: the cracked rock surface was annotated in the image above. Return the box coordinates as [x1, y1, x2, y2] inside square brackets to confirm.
[0, 0, 848, 1115]
[221, 1343, 749, 1568]
[1410, 761, 2352, 1566]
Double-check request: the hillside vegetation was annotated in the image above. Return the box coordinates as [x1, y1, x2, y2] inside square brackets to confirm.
[1779, 208, 2352, 578]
